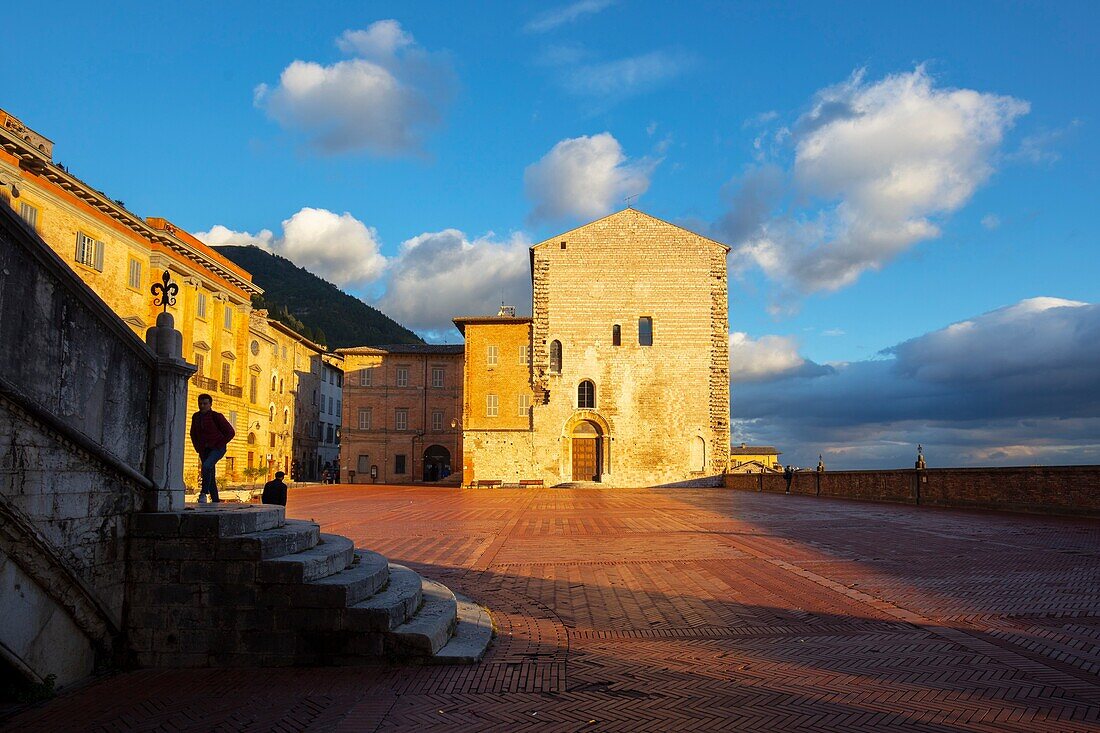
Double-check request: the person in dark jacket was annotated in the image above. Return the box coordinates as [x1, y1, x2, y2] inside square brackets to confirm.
[189, 393, 235, 504]
[262, 471, 288, 507]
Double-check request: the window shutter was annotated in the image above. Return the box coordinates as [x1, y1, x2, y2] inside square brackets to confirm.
[75, 233, 83, 262]
[94, 239, 105, 271]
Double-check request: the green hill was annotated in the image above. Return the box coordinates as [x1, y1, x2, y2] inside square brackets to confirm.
[214, 245, 423, 349]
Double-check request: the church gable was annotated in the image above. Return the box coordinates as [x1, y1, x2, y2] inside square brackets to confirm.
[530, 208, 730, 254]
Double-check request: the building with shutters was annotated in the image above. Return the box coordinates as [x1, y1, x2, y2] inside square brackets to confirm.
[337, 345, 463, 484]
[0, 107, 312, 491]
[456, 209, 731, 487]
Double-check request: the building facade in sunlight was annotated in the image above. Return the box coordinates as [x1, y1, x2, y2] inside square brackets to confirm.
[457, 209, 731, 487]
[0, 108, 320, 488]
[728, 444, 783, 473]
[338, 345, 463, 484]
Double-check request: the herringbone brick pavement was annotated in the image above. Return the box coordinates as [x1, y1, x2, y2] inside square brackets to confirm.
[5, 486, 1100, 731]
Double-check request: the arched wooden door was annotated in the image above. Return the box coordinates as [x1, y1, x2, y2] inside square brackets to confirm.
[571, 421, 601, 481]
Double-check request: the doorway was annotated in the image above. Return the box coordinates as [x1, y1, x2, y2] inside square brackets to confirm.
[423, 445, 451, 482]
[570, 421, 601, 481]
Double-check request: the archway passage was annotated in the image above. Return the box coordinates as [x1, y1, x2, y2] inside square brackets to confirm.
[571, 421, 601, 482]
[423, 445, 451, 482]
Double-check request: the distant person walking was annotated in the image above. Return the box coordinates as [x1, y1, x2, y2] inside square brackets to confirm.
[784, 464, 793, 494]
[262, 471, 288, 507]
[189, 393, 235, 504]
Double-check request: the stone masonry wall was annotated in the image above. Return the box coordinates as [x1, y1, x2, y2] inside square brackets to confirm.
[0, 203, 156, 684]
[530, 210, 728, 487]
[725, 466, 1100, 517]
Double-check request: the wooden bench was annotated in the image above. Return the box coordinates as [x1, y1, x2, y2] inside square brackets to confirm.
[473, 479, 502, 489]
[518, 479, 544, 489]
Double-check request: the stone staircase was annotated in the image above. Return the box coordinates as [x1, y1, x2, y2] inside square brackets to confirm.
[126, 505, 491, 668]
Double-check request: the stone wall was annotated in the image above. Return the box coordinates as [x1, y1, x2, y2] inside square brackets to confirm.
[0, 203, 156, 686]
[725, 466, 1100, 517]
[528, 210, 729, 487]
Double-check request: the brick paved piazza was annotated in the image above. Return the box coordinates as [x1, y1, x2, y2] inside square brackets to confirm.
[8, 486, 1100, 732]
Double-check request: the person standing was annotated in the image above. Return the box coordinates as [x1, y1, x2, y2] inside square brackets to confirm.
[783, 464, 794, 494]
[189, 393, 235, 504]
[262, 471, 288, 507]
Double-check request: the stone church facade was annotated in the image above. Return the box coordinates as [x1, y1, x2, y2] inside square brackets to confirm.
[456, 209, 730, 487]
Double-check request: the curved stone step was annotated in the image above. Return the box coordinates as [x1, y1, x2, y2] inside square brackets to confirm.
[218, 519, 320, 561]
[429, 593, 493, 664]
[257, 534, 354, 584]
[386, 577, 457, 657]
[293, 550, 389, 608]
[133, 505, 285, 540]
[347, 564, 422, 632]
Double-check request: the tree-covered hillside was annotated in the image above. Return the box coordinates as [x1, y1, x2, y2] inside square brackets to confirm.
[215, 245, 422, 349]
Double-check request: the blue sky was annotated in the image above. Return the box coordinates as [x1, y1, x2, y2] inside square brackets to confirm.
[6, 1, 1098, 467]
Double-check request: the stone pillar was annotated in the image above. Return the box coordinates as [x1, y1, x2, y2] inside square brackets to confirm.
[145, 311, 196, 511]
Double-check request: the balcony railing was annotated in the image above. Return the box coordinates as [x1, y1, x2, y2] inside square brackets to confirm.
[191, 375, 218, 390]
[220, 382, 243, 398]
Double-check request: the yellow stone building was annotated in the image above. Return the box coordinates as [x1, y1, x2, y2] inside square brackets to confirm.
[456, 210, 731, 487]
[453, 315, 535, 485]
[729, 444, 782, 473]
[0, 108, 303, 489]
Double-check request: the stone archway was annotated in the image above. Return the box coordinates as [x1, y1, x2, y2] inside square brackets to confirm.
[562, 411, 613, 483]
[570, 421, 602, 481]
[423, 445, 451, 482]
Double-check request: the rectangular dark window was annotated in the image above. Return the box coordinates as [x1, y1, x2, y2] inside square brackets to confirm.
[612, 324, 621, 346]
[639, 317, 653, 346]
[395, 454, 407, 474]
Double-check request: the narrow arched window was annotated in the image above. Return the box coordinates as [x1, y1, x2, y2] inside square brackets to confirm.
[271, 375, 277, 392]
[550, 340, 562, 373]
[269, 405, 275, 422]
[578, 380, 595, 409]
[612, 324, 621, 346]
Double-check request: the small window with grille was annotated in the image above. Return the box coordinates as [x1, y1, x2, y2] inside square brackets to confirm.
[578, 380, 595, 409]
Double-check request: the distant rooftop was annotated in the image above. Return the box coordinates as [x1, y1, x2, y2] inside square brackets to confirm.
[336, 344, 464, 356]
[730, 445, 781, 456]
[452, 314, 533, 335]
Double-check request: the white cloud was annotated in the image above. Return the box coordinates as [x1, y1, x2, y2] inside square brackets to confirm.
[742, 110, 779, 129]
[981, 213, 1001, 230]
[378, 229, 532, 334]
[525, 0, 615, 33]
[733, 297, 1100, 468]
[560, 50, 692, 101]
[525, 132, 655, 223]
[336, 21, 413, 58]
[197, 224, 274, 250]
[1007, 119, 1081, 165]
[722, 67, 1028, 292]
[729, 332, 832, 382]
[254, 20, 454, 155]
[197, 208, 387, 289]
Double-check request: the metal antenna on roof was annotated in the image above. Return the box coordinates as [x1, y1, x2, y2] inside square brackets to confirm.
[625, 193, 639, 209]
